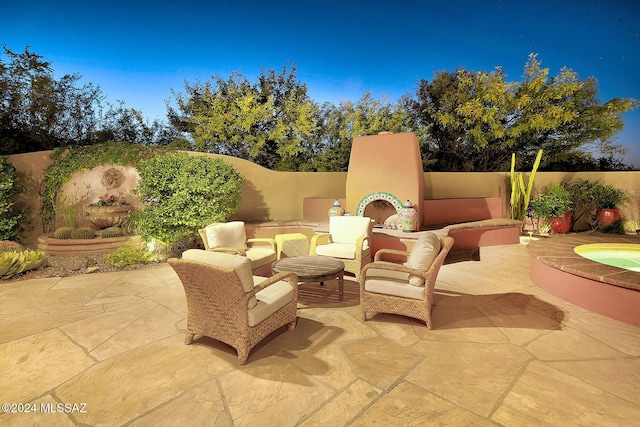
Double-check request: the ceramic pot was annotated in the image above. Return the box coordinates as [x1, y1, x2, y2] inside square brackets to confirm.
[399, 200, 419, 232]
[549, 210, 572, 234]
[328, 199, 345, 217]
[596, 208, 621, 229]
[86, 205, 133, 229]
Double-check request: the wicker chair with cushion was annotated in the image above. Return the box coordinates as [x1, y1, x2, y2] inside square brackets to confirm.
[309, 215, 373, 280]
[360, 233, 454, 329]
[198, 221, 277, 274]
[168, 249, 298, 364]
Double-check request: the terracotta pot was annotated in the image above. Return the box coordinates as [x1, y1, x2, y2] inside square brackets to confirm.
[86, 205, 133, 229]
[549, 211, 572, 234]
[596, 208, 621, 229]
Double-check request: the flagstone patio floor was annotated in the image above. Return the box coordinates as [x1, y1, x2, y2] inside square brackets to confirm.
[1, 242, 639, 426]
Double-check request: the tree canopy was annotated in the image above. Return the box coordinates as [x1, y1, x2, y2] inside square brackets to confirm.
[402, 54, 638, 171]
[169, 66, 320, 170]
[2, 46, 637, 171]
[0, 46, 179, 155]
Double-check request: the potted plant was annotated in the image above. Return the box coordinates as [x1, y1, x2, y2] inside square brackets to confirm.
[594, 182, 631, 229]
[529, 183, 572, 234]
[86, 194, 133, 229]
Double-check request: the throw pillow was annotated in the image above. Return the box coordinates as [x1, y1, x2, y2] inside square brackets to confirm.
[404, 232, 441, 286]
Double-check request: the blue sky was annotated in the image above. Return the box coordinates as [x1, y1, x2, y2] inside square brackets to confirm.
[4, 0, 640, 166]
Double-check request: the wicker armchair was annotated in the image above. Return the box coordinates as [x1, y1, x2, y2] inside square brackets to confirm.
[360, 234, 454, 329]
[198, 221, 277, 274]
[168, 250, 298, 364]
[309, 216, 372, 280]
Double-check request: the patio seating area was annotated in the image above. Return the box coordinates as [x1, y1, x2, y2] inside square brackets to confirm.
[2, 242, 640, 426]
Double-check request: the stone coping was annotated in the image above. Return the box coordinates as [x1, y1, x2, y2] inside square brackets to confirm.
[526, 232, 640, 292]
[246, 218, 521, 241]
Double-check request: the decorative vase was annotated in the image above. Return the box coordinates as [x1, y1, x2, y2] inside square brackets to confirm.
[86, 205, 133, 229]
[398, 200, 419, 232]
[549, 210, 572, 234]
[328, 199, 345, 217]
[596, 208, 621, 229]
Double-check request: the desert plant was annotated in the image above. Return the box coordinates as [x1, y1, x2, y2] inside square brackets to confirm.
[563, 179, 631, 230]
[0, 240, 25, 252]
[562, 179, 599, 228]
[105, 244, 154, 267]
[0, 156, 25, 241]
[53, 226, 74, 239]
[101, 226, 124, 238]
[0, 249, 48, 278]
[70, 227, 96, 239]
[530, 183, 572, 219]
[621, 219, 639, 233]
[130, 152, 244, 253]
[594, 183, 631, 209]
[510, 149, 543, 220]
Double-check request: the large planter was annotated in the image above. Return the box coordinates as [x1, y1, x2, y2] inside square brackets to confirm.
[549, 211, 572, 234]
[86, 205, 133, 229]
[596, 208, 621, 229]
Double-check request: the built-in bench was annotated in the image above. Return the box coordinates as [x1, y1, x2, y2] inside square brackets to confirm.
[421, 197, 522, 252]
[247, 197, 522, 260]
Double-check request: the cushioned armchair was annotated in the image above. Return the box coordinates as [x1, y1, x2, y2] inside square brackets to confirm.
[198, 221, 277, 274]
[168, 249, 298, 364]
[310, 216, 373, 280]
[360, 233, 454, 329]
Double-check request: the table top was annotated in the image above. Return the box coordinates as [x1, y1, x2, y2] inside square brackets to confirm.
[272, 256, 344, 280]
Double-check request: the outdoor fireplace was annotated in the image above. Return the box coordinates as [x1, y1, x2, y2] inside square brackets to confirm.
[345, 132, 424, 229]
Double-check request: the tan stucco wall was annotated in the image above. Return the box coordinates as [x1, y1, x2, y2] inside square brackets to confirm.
[7, 150, 640, 247]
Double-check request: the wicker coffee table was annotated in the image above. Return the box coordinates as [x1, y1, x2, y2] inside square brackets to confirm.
[272, 256, 345, 301]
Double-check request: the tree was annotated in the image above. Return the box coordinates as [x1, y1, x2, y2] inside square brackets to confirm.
[169, 66, 319, 170]
[404, 54, 638, 171]
[312, 93, 414, 171]
[0, 46, 182, 154]
[0, 46, 104, 153]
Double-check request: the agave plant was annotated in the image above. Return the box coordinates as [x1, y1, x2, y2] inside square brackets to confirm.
[0, 249, 49, 279]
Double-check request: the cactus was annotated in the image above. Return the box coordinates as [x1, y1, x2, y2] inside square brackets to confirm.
[0, 249, 48, 279]
[101, 226, 124, 238]
[71, 227, 96, 239]
[54, 227, 74, 239]
[0, 241, 25, 252]
[510, 149, 543, 220]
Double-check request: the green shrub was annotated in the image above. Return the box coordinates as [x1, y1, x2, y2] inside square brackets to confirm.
[105, 245, 154, 267]
[530, 183, 572, 219]
[563, 179, 631, 230]
[130, 153, 244, 251]
[0, 156, 25, 241]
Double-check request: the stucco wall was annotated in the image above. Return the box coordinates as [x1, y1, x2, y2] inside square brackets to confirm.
[7, 150, 640, 247]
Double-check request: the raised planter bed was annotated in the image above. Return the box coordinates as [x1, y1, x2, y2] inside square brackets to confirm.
[37, 235, 142, 255]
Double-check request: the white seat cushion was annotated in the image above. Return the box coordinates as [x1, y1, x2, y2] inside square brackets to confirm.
[248, 278, 295, 327]
[329, 216, 371, 245]
[204, 221, 248, 251]
[404, 232, 441, 286]
[246, 247, 277, 269]
[364, 268, 425, 300]
[315, 242, 357, 259]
